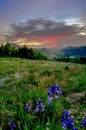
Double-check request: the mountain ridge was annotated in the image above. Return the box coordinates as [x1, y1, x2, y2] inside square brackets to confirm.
[38, 46, 86, 59]
[2, 43, 86, 59]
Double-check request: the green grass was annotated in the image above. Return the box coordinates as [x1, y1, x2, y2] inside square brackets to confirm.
[0, 57, 86, 130]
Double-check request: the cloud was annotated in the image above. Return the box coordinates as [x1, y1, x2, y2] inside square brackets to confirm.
[59, 34, 86, 47]
[5, 18, 85, 47]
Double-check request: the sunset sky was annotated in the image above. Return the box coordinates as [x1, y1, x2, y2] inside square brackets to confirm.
[0, 0, 86, 48]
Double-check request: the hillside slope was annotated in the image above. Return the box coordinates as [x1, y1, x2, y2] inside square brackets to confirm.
[0, 58, 86, 129]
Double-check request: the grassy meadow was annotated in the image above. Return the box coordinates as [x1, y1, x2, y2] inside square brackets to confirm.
[0, 57, 86, 130]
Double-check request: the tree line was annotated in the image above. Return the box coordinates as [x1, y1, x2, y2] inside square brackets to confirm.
[0, 43, 48, 60]
[54, 57, 86, 64]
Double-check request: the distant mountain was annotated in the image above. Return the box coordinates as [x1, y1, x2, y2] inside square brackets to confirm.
[61, 46, 86, 58]
[38, 46, 86, 59]
[38, 47, 64, 59]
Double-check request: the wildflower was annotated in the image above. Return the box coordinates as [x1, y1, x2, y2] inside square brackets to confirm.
[47, 96, 53, 104]
[34, 98, 45, 113]
[47, 84, 63, 104]
[80, 117, 86, 128]
[25, 103, 32, 112]
[34, 107, 39, 113]
[61, 117, 74, 129]
[62, 110, 71, 120]
[9, 122, 16, 130]
[61, 110, 78, 130]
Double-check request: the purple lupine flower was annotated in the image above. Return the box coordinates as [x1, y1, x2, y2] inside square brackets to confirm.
[55, 84, 61, 91]
[51, 86, 57, 94]
[47, 84, 63, 104]
[48, 88, 53, 96]
[48, 85, 60, 96]
[80, 117, 86, 128]
[58, 90, 63, 95]
[9, 122, 16, 130]
[34, 107, 39, 113]
[72, 128, 78, 130]
[61, 110, 78, 130]
[25, 103, 32, 112]
[66, 117, 75, 129]
[41, 106, 45, 112]
[63, 110, 71, 118]
[61, 120, 67, 129]
[47, 96, 53, 104]
[61, 117, 78, 130]
[34, 98, 45, 113]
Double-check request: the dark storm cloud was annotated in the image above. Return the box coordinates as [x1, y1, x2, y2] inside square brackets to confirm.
[5, 18, 82, 41]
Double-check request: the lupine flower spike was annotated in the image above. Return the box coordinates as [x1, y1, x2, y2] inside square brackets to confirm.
[25, 103, 32, 112]
[80, 117, 86, 128]
[34, 98, 45, 113]
[9, 122, 16, 130]
[61, 110, 78, 130]
[47, 84, 63, 104]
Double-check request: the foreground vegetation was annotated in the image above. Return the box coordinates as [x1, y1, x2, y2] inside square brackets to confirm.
[0, 58, 86, 130]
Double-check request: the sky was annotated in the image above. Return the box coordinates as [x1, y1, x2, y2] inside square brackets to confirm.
[0, 0, 86, 48]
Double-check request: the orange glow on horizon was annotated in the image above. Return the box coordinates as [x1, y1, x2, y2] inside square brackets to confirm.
[12, 33, 72, 47]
